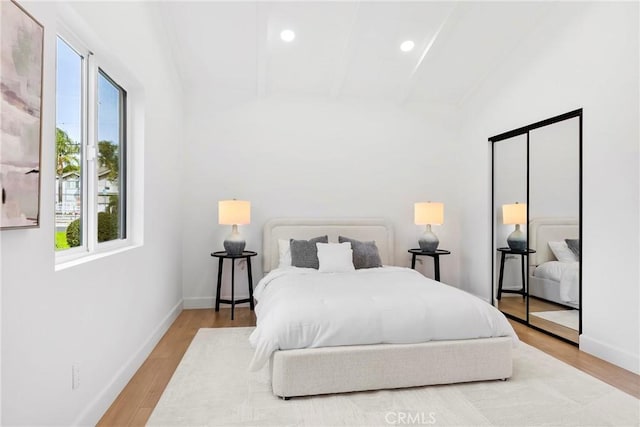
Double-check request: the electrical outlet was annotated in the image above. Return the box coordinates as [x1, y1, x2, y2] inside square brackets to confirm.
[72, 363, 80, 390]
[238, 259, 246, 270]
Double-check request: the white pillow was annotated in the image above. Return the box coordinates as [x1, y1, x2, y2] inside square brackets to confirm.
[278, 239, 292, 269]
[548, 241, 578, 263]
[316, 242, 355, 273]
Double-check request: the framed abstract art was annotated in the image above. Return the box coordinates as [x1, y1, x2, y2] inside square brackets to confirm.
[0, 0, 44, 229]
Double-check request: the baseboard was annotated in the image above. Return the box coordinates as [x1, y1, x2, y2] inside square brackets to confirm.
[72, 299, 183, 426]
[183, 296, 215, 309]
[183, 296, 250, 309]
[580, 334, 640, 375]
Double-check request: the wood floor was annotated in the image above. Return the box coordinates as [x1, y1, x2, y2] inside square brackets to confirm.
[97, 309, 256, 426]
[498, 296, 579, 342]
[97, 308, 639, 426]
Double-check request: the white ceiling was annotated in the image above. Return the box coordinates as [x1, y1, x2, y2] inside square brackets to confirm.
[157, 1, 555, 107]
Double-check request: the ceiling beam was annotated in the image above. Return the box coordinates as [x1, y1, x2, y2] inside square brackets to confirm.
[151, 3, 188, 95]
[455, 3, 556, 108]
[397, 4, 458, 105]
[256, 2, 269, 98]
[330, 2, 361, 99]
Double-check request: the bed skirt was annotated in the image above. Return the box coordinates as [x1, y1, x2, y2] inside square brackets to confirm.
[270, 336, 513, 398]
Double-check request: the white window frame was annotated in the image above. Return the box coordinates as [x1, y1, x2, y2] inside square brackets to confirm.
[55, 30, 89, 260]
[55, 15, 141, 269]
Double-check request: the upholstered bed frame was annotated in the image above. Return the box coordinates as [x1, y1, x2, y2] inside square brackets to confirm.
[528, 218, 579, 308]
[529, 217, 579, 267]
[262, 218, 513, 399]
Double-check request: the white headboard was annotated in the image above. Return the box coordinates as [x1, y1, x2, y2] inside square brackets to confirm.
[529, 217, 579, 266]
[263, 218, 394, 272]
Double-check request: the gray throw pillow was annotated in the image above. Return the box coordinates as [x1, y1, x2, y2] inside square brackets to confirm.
[565, 238, 580, 257]
[290, 236, 329, 269]
[338, 236, 382, 269]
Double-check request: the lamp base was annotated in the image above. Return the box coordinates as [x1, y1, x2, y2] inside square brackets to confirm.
[507, 225, 526, 251]
[224, 224, 246, 255]
[418, 225, 439, 252]
[224, 240, 246, 256]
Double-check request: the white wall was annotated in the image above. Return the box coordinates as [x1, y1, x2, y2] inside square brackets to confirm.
[1, 2, 184, 425]
[181, 97, 463, 306]
[457, 2, 639, 373]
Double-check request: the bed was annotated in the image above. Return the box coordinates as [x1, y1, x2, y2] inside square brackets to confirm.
[251, 218, 517, 399]
[528, 218, 580, 308]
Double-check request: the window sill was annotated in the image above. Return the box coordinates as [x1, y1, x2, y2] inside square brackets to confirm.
[55, 243, 142, 272]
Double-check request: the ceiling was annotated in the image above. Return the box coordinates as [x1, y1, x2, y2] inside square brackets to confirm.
[157, 1, 556, 108]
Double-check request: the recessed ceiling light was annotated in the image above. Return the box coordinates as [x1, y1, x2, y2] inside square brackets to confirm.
[280, 29, 295, 42]
[400, 40, 415, 52]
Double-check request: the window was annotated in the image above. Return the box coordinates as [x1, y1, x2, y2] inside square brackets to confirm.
[55, 34, 129, 256]
[97, 70, 126, 242]
[55, 37, 83, 250]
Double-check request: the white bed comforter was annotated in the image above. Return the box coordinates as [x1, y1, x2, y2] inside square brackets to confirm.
[534, 261, 580, 304]
[559, 262, 580, 304]
[248, 267, 518, 370]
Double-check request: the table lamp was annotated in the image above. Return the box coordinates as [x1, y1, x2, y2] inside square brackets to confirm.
[503, 202, 526, 251]
[218, 200, 250, 255]
[414, 202, 444, 252]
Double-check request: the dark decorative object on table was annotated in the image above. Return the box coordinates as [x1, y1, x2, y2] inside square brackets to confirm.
[418, 227, 439, 252]
[223, 238, 245, 256]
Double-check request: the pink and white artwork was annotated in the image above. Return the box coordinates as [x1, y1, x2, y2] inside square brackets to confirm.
[0, 0, 44, 229]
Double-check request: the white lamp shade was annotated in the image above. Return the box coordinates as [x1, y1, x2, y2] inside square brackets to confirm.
[502, 203, 526, 225]
[414, 202, 444, 225]
[218, 200, 251, 225]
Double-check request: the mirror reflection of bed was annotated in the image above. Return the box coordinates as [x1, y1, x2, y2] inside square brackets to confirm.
[528, 218, 579, 342]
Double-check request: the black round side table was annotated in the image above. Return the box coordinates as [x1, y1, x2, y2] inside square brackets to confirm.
[211, 250, 257, 320]
[408, 249, 451, 282]
[496, 247, 536, 300]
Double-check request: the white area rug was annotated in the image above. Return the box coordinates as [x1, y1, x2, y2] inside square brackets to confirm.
[148, 328, 639, 427]
[530, 310, 579, 331]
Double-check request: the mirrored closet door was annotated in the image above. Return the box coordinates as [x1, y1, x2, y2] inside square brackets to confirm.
[491, 109, 582, 344]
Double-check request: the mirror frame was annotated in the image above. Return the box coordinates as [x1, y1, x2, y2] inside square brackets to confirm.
[490, 108, 582, 345]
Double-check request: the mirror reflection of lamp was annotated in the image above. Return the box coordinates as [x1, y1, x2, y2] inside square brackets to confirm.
[503, 202, 527, 251]
[218, 199, 251, 255]
[414, 202, 444, 252]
